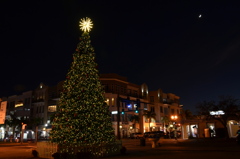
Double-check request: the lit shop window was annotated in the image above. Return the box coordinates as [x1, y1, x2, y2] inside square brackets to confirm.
[105, 98, 109, 106]
[48, 105, 57, 112]
[15, 103, 23, 107]
[111, 98, 115, 106]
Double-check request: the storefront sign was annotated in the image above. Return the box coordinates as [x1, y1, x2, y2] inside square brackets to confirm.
[209, 110, 225, 115]
[111, 111, 118, 114]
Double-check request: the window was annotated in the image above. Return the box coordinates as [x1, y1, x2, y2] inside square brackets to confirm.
[150, 96, 154, 102]
[127, 114, 132, 121]
[150, 107, 155, 113]
[112, 85, 114, 92]
[133, 90, 138, 96]
[105, 98, 109, 106]
[111, 98, 115, 106]
[15, 103, 23, 107]
[121, 114, 125, 122]
[164, 107, 168, 115]
[121, 87, 124, 94]
[48, 105, 57, 112]
[105, 84, 109, 91]
[111, 114, 116, 121]
[160, 106, 163, 113]
[24, 98, 28, 105]
[127, 89, 131, 96]
[127, 103, 132, 111]
[144, 103, 147, 110]
[171, 109, 174, 114]
[116, 85, 119, 93]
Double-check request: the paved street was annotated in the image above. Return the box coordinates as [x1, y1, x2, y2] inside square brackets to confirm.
[107, 138, 240, 159]
[0, 138, 239, 159]
[0, 142, 38, 159]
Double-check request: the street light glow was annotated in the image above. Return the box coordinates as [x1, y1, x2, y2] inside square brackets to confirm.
[171, 115, 178, 120]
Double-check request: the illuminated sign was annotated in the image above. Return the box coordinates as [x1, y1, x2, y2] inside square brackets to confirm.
[15, 103, 23, 107]
[209, 110, 225, 115]
[111, 111, 118, 114]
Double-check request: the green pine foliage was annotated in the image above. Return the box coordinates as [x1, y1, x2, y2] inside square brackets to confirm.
[50, 32, 115, 146]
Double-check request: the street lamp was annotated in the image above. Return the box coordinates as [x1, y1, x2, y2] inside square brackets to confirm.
[170, 115, 178, 140]
[171, 115, 178, 121]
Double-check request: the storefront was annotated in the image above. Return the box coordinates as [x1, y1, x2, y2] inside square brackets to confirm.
[227, 120, 239, 138]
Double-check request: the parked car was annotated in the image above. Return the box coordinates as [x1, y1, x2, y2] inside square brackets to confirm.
[164, 131, 181, 139]
[144, 131, 164, 138]
[130, 133, 144, 139]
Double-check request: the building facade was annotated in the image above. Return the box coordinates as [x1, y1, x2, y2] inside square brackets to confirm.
[2, 73, 182, 140]
[100, 73, 181, 138]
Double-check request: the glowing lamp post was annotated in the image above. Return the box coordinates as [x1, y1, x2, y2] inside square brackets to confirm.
[171, 115, 178, 139]
[171, 115, 178, 121]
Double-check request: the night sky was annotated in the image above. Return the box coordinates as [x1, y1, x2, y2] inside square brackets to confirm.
[1, 0, 240, 113]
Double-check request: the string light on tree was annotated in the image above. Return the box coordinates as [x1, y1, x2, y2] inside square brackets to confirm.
[79, 17, 93, 32]
[50, 17, 116, 156]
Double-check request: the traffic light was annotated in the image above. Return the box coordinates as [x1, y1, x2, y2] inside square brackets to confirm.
[135, 108, 139, 113]
[121, 109, 125, 114]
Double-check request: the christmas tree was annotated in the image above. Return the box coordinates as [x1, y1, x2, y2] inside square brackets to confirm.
[50, 17, 116, 149]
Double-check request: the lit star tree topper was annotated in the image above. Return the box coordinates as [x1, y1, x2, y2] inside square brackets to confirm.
[79, 17, 93, 32]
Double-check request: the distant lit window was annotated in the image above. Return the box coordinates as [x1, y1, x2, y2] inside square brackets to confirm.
[111, 98, 115, 106]
[48, 105, 57, 112]
[105, 98, 109, 106]
[15, 103, 23, 107]
[127, 103, 132, 110]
